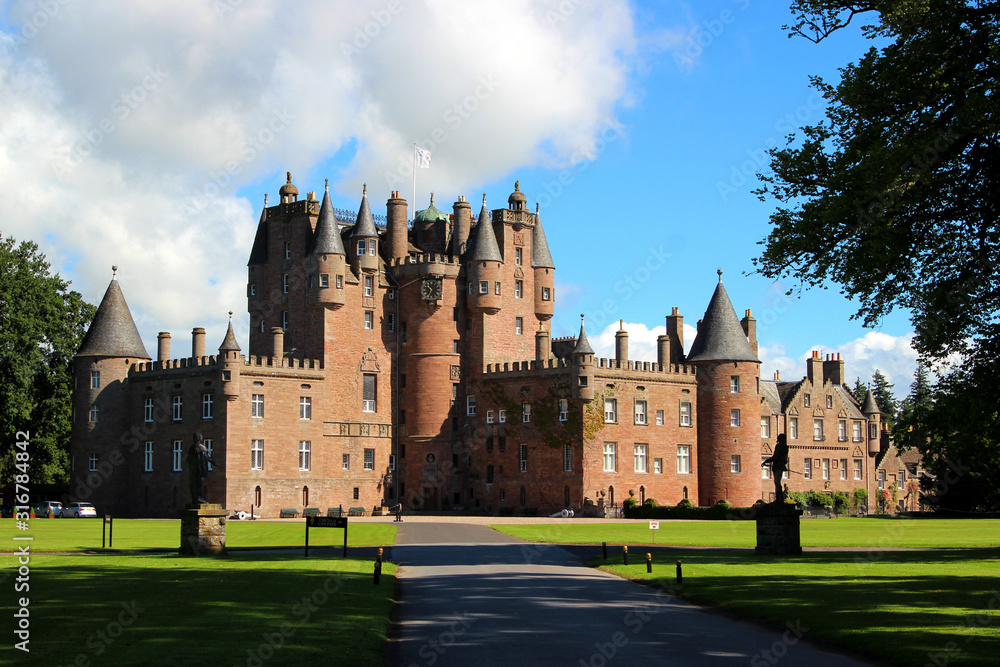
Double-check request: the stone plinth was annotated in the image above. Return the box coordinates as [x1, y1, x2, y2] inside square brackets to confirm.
[755, 502, 803, 556]
[179, 503, 227, 556]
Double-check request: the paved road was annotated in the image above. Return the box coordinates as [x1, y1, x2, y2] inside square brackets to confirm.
[387, 522, 872, 666]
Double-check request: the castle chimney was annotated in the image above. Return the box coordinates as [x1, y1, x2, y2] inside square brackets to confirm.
[657, 316, 671, 368]
[535, 326, 550, 363]
[667, 307, 684, 364]
[271, 326, 284, 364]
[386, 191, 409, 262]
[740, 309, 758, 356]
[807, 350, 824, 386]
[774, 370, 781, 381]
[453, 195, 472, 257]
[157, 332, 171, 362]
[192, 327, 206, 359]
[615, 320, 629, 367]
[823, 351, 845, 386]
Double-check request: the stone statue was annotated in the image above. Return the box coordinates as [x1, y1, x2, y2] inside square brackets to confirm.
[188, 432, 219, 505]
[762, 433, 789, 503]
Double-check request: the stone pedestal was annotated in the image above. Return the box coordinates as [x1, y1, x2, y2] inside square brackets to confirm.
[755, 503, 803, 556]
[179, 503, 227, 556]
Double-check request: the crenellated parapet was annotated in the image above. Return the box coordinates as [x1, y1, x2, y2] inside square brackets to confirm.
[133, 356, 219, 374]
[480, 356, 696, 379]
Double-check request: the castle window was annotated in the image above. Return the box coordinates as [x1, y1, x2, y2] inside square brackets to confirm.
[364, 311, 373, 329]
[369, 240, 376, 256]
[498, 435, 506, 451]
[364, 448, 375, 470]
[827, 394, 833, 408]
[730, 409, 740, 427]
[678, 447, 692, 473]
[877, 468, 886, 489]
[319, 274, 329, 288]
[388, 290, 394, 300]
[284, 242, 291, 260]
[487, 465, 494, 483]
[604, 398, 617, 423]
[731, 375, 740, 393]
[486, 435, 494, 451]
[467, 395, 476, 416]
[453, 340, 459, 353]
[515, 248, 522, 266]
[656, 409, 664, 426]
[336, 275, 343, 289]
[515, 317, 523, 335]
[512, 280, 522, 298]
[251, 394, 264, 418]
[870, 423, 878, 439]
[838, 420, 847, 441]
[300, 396, 312, 420]
[205, 439, 213, 471]
[144, 442, 153, 472]
[804, 458, 813, 479]
[522, 402, 531, 423]
[88, 404, 99, 423]
[730, 454, 741, 473]
[251, 440, 263, 470]
[400, 374, 406, 389]
[468, 283, 473, 295]
[498, 409, 506, 423]
[255, 486, 261, 506]
[563, 443, 572, 472]
[579, 375, 588, 387]
[172, 396, 182, 421]
[853, 421, 863, 441]
[813, 419, 824, 441]
[389, 455, 395, 471]
[762, 456, 771, 479]
[260, 320, 265, 333]
[479, 281, 488, 294]
[634, 400, 647, 425]
[603, 443, 617, 472]
[542, 287, 551, 301]
[519, 444, 528, 473]
[495, 281, 501, 295]
[840, 458, 848, 480]
[299, 441, 311, 471]
[760, 416, 770, 438]
[487, 410, 494, 424]
[358, 240, 366, 255]
[653, 458, 662, 474]
[144, 398, 154, 422]
[854, 459, 863, 480]
[283, 274, 289, 294]
[364, 275, 373, 297]
[343, 453, 350, 470]
[172, 440, 183, 471]
[363, 374, 377, 412]
[679, 401, 692, 426]
[634, 444, 647, 473]
[202, 393, 214, 420]
[388, 313, 395, 333]
[789, 417, 799, 439]
[559, 399, 568, 422]
[282, 311, 288, 330]
[91, 371, 100, 389]
[804, 393, 811, 407]
[250, 283, 256, 296]
[353, 487, 359, 500]
[821, 458, 830, 480]
[89, 453, 98, 472]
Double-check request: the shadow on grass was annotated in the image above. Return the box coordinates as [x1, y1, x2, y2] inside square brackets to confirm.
[23, 553, 395, 667]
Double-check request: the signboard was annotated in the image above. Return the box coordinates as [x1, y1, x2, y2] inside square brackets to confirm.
[307, 516, 347, 529]
[649, 521, 659, 530]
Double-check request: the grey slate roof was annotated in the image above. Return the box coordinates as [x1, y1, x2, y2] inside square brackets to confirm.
[862, 389, 880, 415]
[247, 196, 269, 265]
[76, 278, 150, 359]
[531, 205, 555, 269]
[775, 380, 803, 410]
[760, 380, 782, 415]
[685, 275, 759, 363]
[309, 182, 346, 255]
[351, 186, 378, 238]
[835, 386, 866, 419]
[572, 316, 595, 355]
[468, 195, 503, 262]
[219, 314, 240, 352]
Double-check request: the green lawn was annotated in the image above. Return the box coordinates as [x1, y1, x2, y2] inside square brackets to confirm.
[595, 549, 1000, 667]
[491, 517, 1000, 548]
[4, 552, 396, 666]
[1, 517, 398, 552]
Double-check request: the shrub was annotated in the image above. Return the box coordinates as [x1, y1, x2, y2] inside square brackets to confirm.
[642, 498, 658, 508]
[676, 498, 694, 509]
[622, 497, 638, 510]
[830, 490, 850, 513]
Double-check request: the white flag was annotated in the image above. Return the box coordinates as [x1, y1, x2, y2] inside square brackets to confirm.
[415, 146, 431, 168]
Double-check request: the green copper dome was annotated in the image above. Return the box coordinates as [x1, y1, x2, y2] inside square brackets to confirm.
[414, 194, 449, 223]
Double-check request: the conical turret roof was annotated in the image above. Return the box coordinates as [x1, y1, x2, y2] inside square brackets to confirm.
[351, 184, 378, 238]
[247, 195, 269, 265]
[572, 315, 595, 355]
[76, 271, 150, 359]
[531, 204, 555, 269]
[861, 387, 880, 415]
[468, 194, 503, 262]
[309, 180, 345, 255]
[686, 270, 759, 363]
[219, 312, 241, 352]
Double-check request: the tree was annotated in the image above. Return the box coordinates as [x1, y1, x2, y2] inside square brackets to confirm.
[851, 376, 868, 405]
[870, 369, 898, 428]
[0, 236, 95, 484]
[754, 1, 1000, 362]
[896, 360, 933, 444]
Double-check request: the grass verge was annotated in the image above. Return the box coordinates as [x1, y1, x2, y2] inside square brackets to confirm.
[594, 548, 1000, 667]
[4, 552, 396, 666]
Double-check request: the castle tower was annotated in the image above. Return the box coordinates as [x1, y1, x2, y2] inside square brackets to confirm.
[386, 191, 408, 262]
[862, 388, 882, 456]
[686, 270, 761, 507]
[307, 180, 347, 309]
[413, 194, 450, 254]
[571, 315, 595, 402]
[219, 312, 241, 401]
[467, 194, 502, 314]
[71, 267, 151, 513]
[532, 203, 555, 321]
[350, 185, 379, 275]
[452, 195, 472, 257]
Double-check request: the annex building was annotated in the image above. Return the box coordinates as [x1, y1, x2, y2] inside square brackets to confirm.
[70, 177, 900, 517]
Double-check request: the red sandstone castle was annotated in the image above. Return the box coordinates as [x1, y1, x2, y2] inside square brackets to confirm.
[70, 177, 896, 517]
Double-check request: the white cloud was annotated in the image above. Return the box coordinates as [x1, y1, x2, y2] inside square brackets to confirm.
[0, 0, 646, 350]
[591, 320, 698, 361]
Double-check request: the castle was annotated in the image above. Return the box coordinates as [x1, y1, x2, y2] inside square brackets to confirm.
[70, 176, 898, 517]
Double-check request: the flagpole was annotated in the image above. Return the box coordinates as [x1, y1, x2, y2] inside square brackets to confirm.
[412, 142, 417, 224]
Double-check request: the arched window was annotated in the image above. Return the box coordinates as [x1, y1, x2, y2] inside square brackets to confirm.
[640, 486, 645, 504]
[682, 486, 688, 500]
[254, 485, 262, 507]
[302, 486, 309, 507]
[608, 485, 615, 506]
[519, 486, 526, 507]
[564, 486, 571, 508]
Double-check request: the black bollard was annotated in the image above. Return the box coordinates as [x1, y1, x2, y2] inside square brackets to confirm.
[646, 552, 652, 573]
[676, 559, 683, 585]
[623, 545, 629, 566]
[602, 541, 608, 560]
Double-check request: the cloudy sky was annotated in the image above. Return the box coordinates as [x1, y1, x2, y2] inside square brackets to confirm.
[0, 0, 919, 394]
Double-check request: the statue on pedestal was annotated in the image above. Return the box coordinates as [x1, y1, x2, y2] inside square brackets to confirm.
[762, 433, 789, 503]
[188, 432, 220, 505]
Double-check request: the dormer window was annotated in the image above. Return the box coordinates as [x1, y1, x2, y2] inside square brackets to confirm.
[358, 240, 366, 255]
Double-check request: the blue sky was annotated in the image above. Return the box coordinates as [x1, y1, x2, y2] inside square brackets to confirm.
[0, 0, 918, 390]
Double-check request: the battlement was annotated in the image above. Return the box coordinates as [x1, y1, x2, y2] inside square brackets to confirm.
[491, 208, 535, 226]
[482, 357, 572, 376]
[261, 199, 388, 228]
[594, 357, 696, 376]
[133, 356, 219, 374]
[244, 355, 324, 371]
[391, 253, 461, 267]
[480, 356, 696, 379]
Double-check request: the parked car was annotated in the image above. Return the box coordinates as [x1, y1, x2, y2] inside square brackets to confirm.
[35, 501, 63, 517]
[0, 505, 15, 518]
[61, 502, 97, 518]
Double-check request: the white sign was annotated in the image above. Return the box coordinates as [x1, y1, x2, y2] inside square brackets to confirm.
[649, 521, 660, 530]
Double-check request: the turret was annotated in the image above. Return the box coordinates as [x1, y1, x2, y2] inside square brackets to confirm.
[452, 195, 472, 257]
[247, 195, 269, 335]
[413, 193, 449, 254]
[467, 194, 502, 314]
[862, 387, 881, 455]
[350, 184, 379, 275]
[386, 190, 409, 262]
[532, 203, 555, 321]
[571, 315, 595, 401]
[307, 180, 346, 309]
[219, 312, 241, 401]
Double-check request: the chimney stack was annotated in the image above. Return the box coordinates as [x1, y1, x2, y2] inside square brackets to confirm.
[192, 327, 206, 359]
[615, 320, 628, 366]
[807, 350, 824, 386]
[271, 326, 284, 364]
[157, 332, 171, 362]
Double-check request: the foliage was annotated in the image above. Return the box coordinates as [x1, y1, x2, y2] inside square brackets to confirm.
[623, 500, 753, 520]
[870, 369, 899, 428]
[622, 497, 638, 510]
[676, 498, 694, 509]
[0, 236, 95, 484]
[851, 488, 868, 513]
[642, 498, 658, 508]
[851, 377, 868, 405]
[830, 490, 850, 512]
